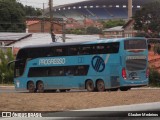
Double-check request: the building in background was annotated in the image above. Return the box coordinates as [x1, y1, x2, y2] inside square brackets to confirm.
[65, 18, 103, 29]
[26, 20, 63, 34]
[50, 0, 155, 21]
[102, 19, 136, 38]
[103, 26, 124, 38]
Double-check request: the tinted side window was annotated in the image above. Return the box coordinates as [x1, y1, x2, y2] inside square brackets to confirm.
[28, 65, 89, 77]
[28, 67, 48, 77]
[75, 66, 89, 76]
[28, 47, 52, 58]
[96, 45, 106, 54]
[107, 42, 120, 53]
[79, 45, 93, 55]
[95, 42, 119, 54]
[54, 47, 67, 56]
[48, 67, 64, 76]
[69, 46, 79, 56]
[65, 66, 76, 76]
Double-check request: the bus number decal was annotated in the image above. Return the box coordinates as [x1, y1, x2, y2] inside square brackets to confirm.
[91, 56, 105, 72]
[39, 58, 65, 65]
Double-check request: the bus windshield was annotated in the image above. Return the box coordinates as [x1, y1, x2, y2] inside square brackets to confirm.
[124, 39, 147, 50]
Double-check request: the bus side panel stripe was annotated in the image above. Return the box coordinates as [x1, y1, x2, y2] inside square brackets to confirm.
[105, 54, 110, 64]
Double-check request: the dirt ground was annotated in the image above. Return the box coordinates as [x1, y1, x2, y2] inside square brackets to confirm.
[0, 89, 160, 111]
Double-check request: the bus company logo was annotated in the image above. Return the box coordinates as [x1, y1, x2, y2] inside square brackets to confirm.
[91, 56, 105, 72]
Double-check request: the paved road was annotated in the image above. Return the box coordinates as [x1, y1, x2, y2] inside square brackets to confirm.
[1, 86, 160, 93]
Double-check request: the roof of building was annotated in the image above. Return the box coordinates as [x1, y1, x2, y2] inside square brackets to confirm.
[103, 26, 124, 32]
[0, 33, 31, 41]
[0, 33, 32, 46]
[9, 33, 100, 48]
[26, 20, 39, 26]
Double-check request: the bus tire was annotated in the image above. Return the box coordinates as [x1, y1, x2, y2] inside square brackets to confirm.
[27, 81, 35, 93]
[37, 81, 44, 93]
[120, 87, 129, 91]
[96, 80, 105, 92]
[86, 80, 95, 92]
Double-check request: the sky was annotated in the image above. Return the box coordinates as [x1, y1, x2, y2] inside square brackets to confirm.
[18, 0, 87, 9]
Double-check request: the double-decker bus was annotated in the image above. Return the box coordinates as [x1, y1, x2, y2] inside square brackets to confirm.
[10, 37, 149, 93]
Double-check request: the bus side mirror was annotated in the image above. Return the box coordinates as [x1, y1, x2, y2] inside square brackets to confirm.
[7, 60, 15, 69]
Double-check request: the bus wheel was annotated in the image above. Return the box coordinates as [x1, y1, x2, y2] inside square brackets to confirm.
[37, 81, 44, 93]
[27, 81, 35, 93]
[86, 80, 94, 92]
[120, 87, 129, 91]
[96, 80, 105, 92]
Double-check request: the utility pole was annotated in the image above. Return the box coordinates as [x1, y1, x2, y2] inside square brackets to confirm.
[128, 0, 132, 20]
[62, 22, 66, 42]
[49, 0, 56, 42]
[84, 15, 87, 35]
[41, 3, 45, 32]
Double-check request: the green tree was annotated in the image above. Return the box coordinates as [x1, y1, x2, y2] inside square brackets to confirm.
[102, 20, 125, 29]
[149, 67, 160, 87]
[86, 26, 102, 34]
[25, 6, 42, 16]
[0, 49, 14, 84]
[0, 0, 26, 32]
[134, 1, 160, 36]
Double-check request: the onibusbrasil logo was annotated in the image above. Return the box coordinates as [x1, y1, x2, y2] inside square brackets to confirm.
[91, 56, 105, 72]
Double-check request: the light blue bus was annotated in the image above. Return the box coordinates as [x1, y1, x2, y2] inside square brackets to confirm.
[12, 37, 149, 93]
